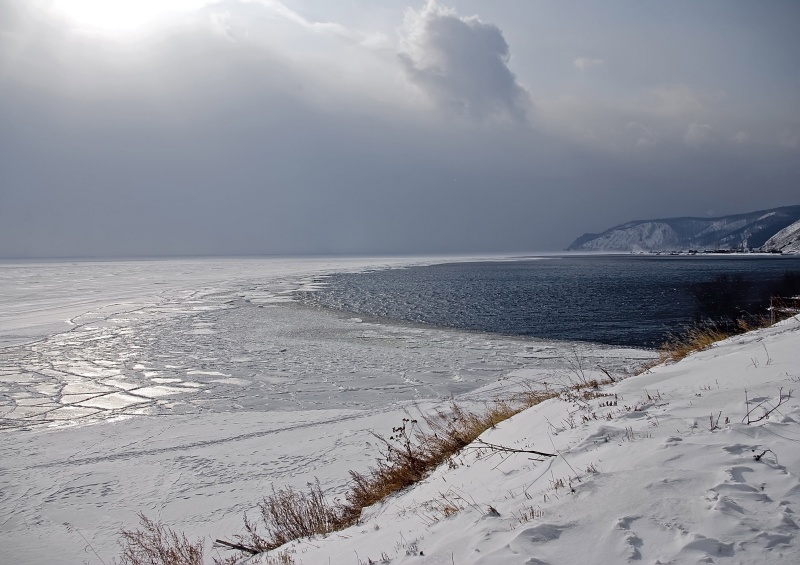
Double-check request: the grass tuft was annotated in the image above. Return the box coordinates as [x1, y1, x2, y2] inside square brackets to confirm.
[238, 479, 346, 553]
[659, 322, 733, 363]
[658, 311, 788, 364]
[116, 513, 205, 565]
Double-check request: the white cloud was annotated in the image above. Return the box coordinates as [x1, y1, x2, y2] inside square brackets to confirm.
[249, 0, 351, 37]
[397, 0, 529, 121]
[626, 121, 658, 148]
[573, 57, 604, 71]
[244, 0, 387, 47]
[732, 130, 748, 144]
[208, 10, 235, 40]
[684, 122, 713, 148]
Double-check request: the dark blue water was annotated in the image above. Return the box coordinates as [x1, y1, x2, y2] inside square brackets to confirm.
[300, 255, 800, 348]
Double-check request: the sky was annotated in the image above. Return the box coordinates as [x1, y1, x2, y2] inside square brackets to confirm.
[1, 0, 799, 258]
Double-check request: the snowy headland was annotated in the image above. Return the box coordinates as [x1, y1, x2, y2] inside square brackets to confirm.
[1, 257, 798, 564]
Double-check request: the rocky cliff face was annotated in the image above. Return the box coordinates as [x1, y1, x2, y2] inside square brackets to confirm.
[568, 205, 800, 252]
[762, 218, 800, 253]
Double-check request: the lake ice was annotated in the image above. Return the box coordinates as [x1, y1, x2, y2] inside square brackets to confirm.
[0, 257, 652, 564]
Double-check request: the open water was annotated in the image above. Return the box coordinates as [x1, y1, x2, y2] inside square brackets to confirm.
[300, 255, 800, 348]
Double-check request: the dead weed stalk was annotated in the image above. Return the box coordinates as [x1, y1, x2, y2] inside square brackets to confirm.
[115, 513, 205, 565]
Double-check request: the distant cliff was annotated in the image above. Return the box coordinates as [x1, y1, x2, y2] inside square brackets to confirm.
[567, 205, 800, 253]
[762, 218, 800, 253]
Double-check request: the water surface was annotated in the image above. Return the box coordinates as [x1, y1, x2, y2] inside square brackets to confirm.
[300, 255, 800, 348]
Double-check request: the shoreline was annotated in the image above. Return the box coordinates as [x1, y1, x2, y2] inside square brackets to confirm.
[0, 256, 652, 564]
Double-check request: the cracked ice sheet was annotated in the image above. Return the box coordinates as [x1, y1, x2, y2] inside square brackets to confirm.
[0, 256, 654, 564]
[0, 281, 650, 427]
[77, 392, 152, 410]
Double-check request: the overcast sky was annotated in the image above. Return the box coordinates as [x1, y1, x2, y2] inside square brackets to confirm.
[2, 0, 799, 258]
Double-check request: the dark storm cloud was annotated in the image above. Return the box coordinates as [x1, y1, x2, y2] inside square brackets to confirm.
[0, 1, 540, 258]
[398, 1, 529, 121]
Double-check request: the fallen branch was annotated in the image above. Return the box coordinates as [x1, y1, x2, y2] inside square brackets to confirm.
[468, 439, 557, 458]
[214, 538, 260, 555]
[597, 366, 615, 382]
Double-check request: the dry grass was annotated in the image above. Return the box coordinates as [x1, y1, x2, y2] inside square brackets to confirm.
[117, 376, 593, 563]
[346, 400, 523, 513]
[658, 312, 784, 364]
[419, 491, 470, 525]
[232, 391, 554, 556]
[263, 550, 297, 564]
[238, 479, 347, 553]
[658, 322, 734, 363]
[116, 513, 205, 565]
[115, 394, 554, 564]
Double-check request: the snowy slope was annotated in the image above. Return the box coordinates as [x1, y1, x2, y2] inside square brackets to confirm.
[568, 205, 800, 252]
[570, 221, 682, 252]
[255, 316, 800, 565]
[762, 219, 800, 254]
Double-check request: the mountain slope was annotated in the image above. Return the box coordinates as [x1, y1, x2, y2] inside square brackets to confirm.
[567, 205, 800, 252]
[762, 218, 800, 253]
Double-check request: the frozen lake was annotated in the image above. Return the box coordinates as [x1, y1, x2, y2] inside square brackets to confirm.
[0, 257, 652, 564]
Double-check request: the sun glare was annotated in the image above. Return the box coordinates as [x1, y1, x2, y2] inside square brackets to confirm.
[48, 0, 212, 35]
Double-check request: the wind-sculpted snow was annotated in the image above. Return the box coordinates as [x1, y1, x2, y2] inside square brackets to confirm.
[0, 257, 651, 565]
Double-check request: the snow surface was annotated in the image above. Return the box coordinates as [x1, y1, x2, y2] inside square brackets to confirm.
[3, 257, 798, 565]
[0, 257, 651, 565]
[255, 315, 800, 565]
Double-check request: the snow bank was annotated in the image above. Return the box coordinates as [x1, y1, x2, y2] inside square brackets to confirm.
[258, 316, 800, 565]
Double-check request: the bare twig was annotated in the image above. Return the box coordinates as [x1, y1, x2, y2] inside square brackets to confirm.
[709, 411, 722, 431]
[467, 439, 556, 458]
[64, 523, 107, 565]
[597, 366, 615, 382]
[752, 448, 775, 462]
[743, 388, 792, 424]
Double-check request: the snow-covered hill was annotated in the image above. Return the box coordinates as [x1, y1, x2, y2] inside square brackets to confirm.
[252, 316, 800, 565]
[763, 219, 800, 254]
[568, 206, 800, 252]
